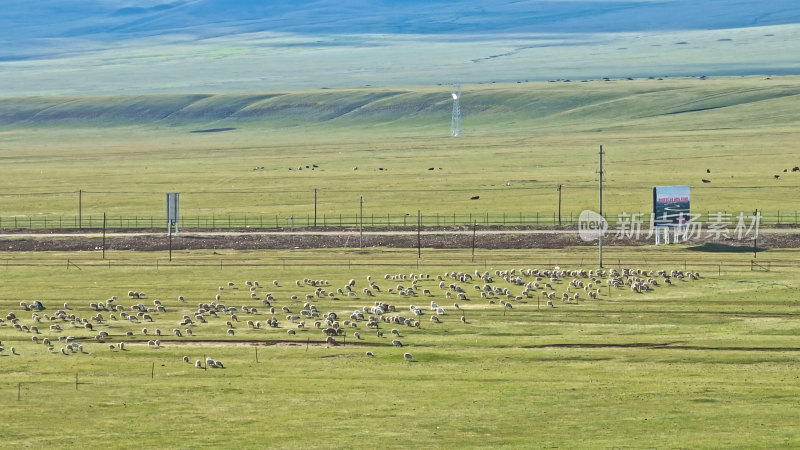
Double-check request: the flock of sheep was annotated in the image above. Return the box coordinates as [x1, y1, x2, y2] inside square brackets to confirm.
[0, 266, 701, 366]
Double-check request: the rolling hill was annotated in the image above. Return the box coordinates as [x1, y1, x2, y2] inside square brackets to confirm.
[0, 1, 799, 95]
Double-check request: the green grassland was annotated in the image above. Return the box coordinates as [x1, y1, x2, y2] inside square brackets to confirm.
[1, 246, 800, 448]
[1, 76, 800, 222]
[2, 76, 800, 447]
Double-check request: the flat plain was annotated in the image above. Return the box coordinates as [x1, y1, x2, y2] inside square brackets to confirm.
[1, 76, 799, 221]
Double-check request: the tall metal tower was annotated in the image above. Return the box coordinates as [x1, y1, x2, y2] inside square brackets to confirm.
[450, 83, 461, 137]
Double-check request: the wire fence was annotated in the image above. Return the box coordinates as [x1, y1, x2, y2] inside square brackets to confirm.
[0, 256, 789, 274]
[0, 210, 797, 230]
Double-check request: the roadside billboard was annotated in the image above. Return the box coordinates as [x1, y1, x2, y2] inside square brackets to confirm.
[653, 185, 690, 227]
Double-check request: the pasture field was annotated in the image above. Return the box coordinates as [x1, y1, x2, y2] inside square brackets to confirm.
[2, 246, 800, 448]
[1, 76, 800, 222]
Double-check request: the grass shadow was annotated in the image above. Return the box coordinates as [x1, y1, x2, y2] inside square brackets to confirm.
[686, 242, 767, 253]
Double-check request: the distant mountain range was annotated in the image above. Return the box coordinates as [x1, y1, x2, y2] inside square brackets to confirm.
[1, 0, 799, 94]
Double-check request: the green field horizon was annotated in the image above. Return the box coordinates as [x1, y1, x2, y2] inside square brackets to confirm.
[1, 76, 799, 223]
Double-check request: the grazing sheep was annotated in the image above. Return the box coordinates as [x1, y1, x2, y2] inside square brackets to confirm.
[227, 329, 235, 336]
[391, 339, 403, 347]
[365, 351, 374, 357]
[195, 360, 203, 368]
[183, 355, 190, 363]
[287, 329, 296, 335]
[403, 352, 414, 361]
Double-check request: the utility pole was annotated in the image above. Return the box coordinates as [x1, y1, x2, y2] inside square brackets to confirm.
[417, 210, 422, 259]
[359, 195, 363, 248]
[102, 212, 106, 260]
[753, 208, 759, 258]
[598, 145, 604, 268]
[314, 189, 317, 227]
[472, 221, 477, 262]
